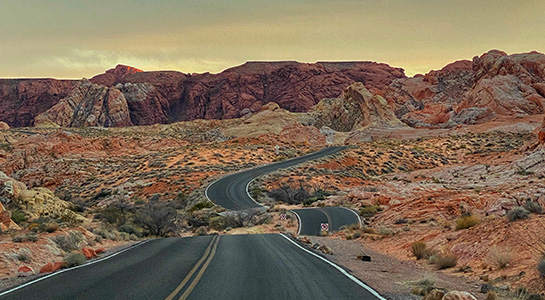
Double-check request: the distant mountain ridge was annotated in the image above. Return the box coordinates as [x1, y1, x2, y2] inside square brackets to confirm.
[1, 51, 545, 130]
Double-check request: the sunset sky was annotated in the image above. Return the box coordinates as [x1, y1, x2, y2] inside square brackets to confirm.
[1, 0, 544, 78]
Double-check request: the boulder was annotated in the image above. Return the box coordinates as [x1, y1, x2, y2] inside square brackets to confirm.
[0, 202, 21, 230]
[423, 289, 446, 300]
[81, 247, 97, 259]
[39, 262, 64, 274]
[17, 266, 35, 277]
[0, 122, 9, 130]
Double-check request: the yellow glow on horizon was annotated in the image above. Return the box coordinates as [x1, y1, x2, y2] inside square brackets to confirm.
[0, 0, 544, 79]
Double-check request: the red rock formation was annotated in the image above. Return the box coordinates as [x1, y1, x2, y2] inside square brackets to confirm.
[385, 50, 545, 127]
[90, 64, 143, 86]
[537, 117, 545, 143]
[0, 79, 76, 127]
[34, 81, 133, 127]
[311, 82, 406, 132]
[17, 266, 34, 277]
[39, 262, 63, 274]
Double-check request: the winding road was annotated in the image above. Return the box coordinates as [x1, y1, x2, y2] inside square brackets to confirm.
[0, 146, 382, 300]
[206, 146, 361, 235]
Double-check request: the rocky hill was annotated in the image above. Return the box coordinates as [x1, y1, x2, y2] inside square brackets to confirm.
[2, 50, 545, 130]
[0, 62, 406, 128]
[386, 50, 545, 128]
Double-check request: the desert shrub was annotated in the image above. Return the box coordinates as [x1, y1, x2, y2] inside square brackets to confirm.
[487, 246, 513, 268]
[524, 201, 543, 214]
[134, 201, 178, 237]
[510, 287, 530, 300]
[63, 252, 86, 267]
[394, 218, 408, 224]
[16, 248, 32, 262]
[411, 241, 435, 260]
[507, 207, 530, 222]
[486, 291, 498, 300]
[362, 227, 376, 234]
[189, 201, 214, 212]
[377, 226, 394, 235]
[249, 186, 264, 202]
[222, 208, 267, 228]
[118, 224, 143, 238]
[538, 259, 545, 278]
[345, 230, 362, 240]
[12, 233, 38, 243]
[455, 215, 479, 230]
[359, 205, 380, 218]
[11, 210, 27, 224]
[53, 231, 84, 252]
[43, 223, 60, 233]
[209, 216, 236, 231]
[434, 253, 458, 269]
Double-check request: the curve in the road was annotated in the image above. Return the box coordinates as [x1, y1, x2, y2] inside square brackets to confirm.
[206, 146, 346, 210]
[205, 146, 361, 235]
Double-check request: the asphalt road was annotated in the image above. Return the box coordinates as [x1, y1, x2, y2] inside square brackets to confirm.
[1, 234, 382, 300]
[206, 146, 346, 210]
[292, 207, 361, 236]
[206, 146, 361, 235]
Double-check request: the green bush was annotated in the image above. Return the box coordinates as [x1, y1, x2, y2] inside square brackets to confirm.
[190, 201, 214, 212]
[507, 207, 530, 222]
[455, 215, 479, 230]
[11, 210, 27, 225]
[359, 205, 380, 218]
[63, 252, 86, 267]
[524, 201, 543, 214]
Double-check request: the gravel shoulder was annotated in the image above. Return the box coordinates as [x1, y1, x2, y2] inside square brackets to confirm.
[308, 236, 484, 300]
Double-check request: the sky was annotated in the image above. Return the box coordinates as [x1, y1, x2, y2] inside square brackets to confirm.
[1, 0, 544, 78]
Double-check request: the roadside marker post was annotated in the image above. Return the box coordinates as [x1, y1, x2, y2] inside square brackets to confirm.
[320, 223, 329, 232]
[280, 214, 286, 220]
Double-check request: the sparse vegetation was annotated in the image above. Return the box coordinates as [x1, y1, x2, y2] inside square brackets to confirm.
[432, 253, 458, 269]
[455, 215, 479, 230]
[134, 200, 178, 237]
[411, 241, 435, 260]
[63, 252, 86, 267]
[487, 246, 513, 269]
[524, 201, 543, 214]
[359, 205, 381, 218]
[538, 259, 545, 278]
[507, 206, 530, 222]
[53, 231, 85, 252]
[12, 233, 38, 243]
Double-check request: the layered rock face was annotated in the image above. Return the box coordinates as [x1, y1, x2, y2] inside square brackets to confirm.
[385, 50, 545, 127]
[311, 82, 406, 132]
[0, 79, 76, 127]
[2, 62, 405, 127]
[34, 81, 133, 127]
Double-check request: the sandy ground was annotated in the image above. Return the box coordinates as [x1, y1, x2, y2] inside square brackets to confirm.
[306, 236, 484, 300]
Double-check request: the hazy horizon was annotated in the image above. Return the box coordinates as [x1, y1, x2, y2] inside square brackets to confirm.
[1, 0, 543, 78]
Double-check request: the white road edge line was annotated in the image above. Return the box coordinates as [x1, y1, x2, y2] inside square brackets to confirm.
[338, 207, 363, 228]
[0, 240, 151, 297]
[289, 210, 303, 236]
[245, 177, 264, 207]
[279, 233, 385, 300]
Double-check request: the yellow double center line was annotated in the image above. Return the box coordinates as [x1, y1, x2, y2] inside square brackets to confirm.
[165, 235, 220, 300]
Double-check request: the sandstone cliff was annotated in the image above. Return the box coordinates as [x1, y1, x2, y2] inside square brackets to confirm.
[34, 81, 133, 127]
[311, 82, 406, 132]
